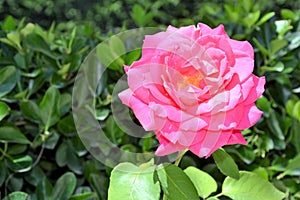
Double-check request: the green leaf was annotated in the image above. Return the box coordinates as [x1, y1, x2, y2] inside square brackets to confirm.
[252, 167, 269, 180]
[24, 33, 57, 59]
[44, 131, 60, 149]
[0, 65, 17, 98]
[25, 166, 46, 186]
[2, 15, 16, 31]
[244, 11, 260, 28]
[97, 42, 124, 70]
[156, 164, 199, 200]
[89, 173, 107, 200]
[20, 100, 41, 123]
[256, 96, 271, 113]
[267, 111, 284, 140]
[109, 35, 126, 58]
[282, 154, 300, 177]
[270, 39, 288, 55]
[131, 5, 147, 27]
[59, 93, 72, 115]
[256, 12, 275, 26]
[184, 166, 217, 198]
[57, 115, 76, 136]
[253, 38, 269, 57]
[3, 191, 28, 200]
[36, 177, 53, 200]
[39, 86, 61, 130]
[292, 101, 300, 121]
[108, 162, 160, 200]
[222, 171, 285, 200]
[70, 192, 97, 200]
[275, 20, 293, 37]
[52, 172, 76, 200]
[0, 160, 7, 187]
[95, 108, 110, 121]
[55, 142, 68, 167]
[0, 126, 30, 144]
[14, 53, 27, 69]
[281, 9, 296, 21]
[0, 101, 10, 121]
[213, 149, 240, 179]
[7, 155, 33, 173]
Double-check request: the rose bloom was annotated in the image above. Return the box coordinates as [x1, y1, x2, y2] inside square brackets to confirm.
[119, 23, 265, 158]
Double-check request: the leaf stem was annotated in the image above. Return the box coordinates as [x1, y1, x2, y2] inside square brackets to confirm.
[212, 192, 223, 198]
[174, 149, 188, 166]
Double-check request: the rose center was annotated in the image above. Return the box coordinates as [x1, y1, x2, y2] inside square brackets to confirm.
[178, 73, 203, 90]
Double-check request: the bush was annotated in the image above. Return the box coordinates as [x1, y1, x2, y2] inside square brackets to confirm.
[0, 0, 300, 199]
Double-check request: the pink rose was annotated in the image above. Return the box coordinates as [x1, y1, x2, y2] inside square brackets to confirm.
[118, 23, 265, 158]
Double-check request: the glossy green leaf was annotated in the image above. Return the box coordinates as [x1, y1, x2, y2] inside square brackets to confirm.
[0, 65, 17, 98]
[270, 39, 288, 55]
[39, 86, 61, 130]
[7, 155, 32, 173]
[24, 33, 56, 59]
[52, 172, 76, 200]
[222, 171, 285, 200]
[44, 131, 60, 149]
[36, 177, 53, 200]
[283, 154, 300, 177]
[57, 115, 76, 136]
[89, 173, 107, 200]
[281, 9, 297, 20]
[244, 11, 260, 28]
[0, 126, 30, 144]
[292, 101, 300, 121]
[95, 108, 110, 121]
[108, 162, 160, 200]
[290, 120, 300, 153]
[20, 100, 41, 123]
[256, 96, 271, 114]
[267, 111, 285, 140]
[286, 99, 297, 117]
[59, 93, 72, 115]
[156, 164, 199, 200]
[213, 149, 240, 179]
[252, 167, 269, 180]
[14, 53, 26, 69]
[25, 166, 46, 186]
[184, 166, 217, 198]
[0, 101, 10, 121]
[256, 12, 275, 26]
[275, 20, 293, 37]
[55, 142, 68, 167]
[3, 191, 28, 200]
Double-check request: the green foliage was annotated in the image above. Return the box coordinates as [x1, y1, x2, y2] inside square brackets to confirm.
[0, 1, 300, 199]
[156, 164, 199, 200]
[222, 171, 285, 200]
[184, 166, 217, 198]
[108, 162, 160, 200]
[212, 149, 240, 179]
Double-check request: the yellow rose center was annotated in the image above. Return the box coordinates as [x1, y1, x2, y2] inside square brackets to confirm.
[178, 73, 203, 90]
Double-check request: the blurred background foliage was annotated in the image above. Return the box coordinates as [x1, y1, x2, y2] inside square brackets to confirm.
[0, 0, 300, 199]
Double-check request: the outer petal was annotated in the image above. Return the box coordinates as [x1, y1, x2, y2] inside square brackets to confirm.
[155, 132, 187, 156]
[118, 89, 153, 130]
[236, 104, 263, 129]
